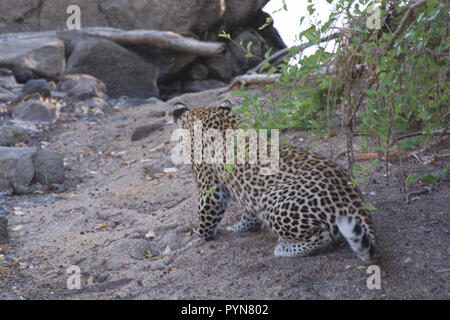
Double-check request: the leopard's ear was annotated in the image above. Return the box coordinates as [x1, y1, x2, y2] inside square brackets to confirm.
[219, 100, 232, 112]
[172, 103, 189, 123]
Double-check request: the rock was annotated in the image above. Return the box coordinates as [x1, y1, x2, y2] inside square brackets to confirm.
[0, 0, 268, 35]
[188, 63, 209, 81]
[12, 99, 59, 123]
[116, 97, 149, 108]
[146, 97, 161, 105]
[205, 29, 272, 80]
[0, 147, 37, 194]
[221, 0, 271, 30]
[0, 178, 13, 197]
[74, 97, 112, 119]
[0, 68, 19, 90]
[115, 96, 161, 109]
[127, 46, 196, 83]
[22, 79, 51, 98]
[143, 158, 175, 178]
[0, 68, 22, 102]
[131, 120, 166, 142]
[183, 79, 227, 93]
[0, 87, 18, 103]
[0, 216, 9, 244]
[166, 87, 229, 109]
[81, 97, 112, 114]
[32, 150, 65, 185]
[0, 0, 41, 32]
[0, 125, 30, 146]
[58, 74, 108, 101]
[0, 37, 65, 82]
[0, 147, 65, 194]
[66, 38, 159, 99]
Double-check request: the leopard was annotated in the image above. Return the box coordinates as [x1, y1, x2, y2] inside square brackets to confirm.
[172, 102, 382, 263]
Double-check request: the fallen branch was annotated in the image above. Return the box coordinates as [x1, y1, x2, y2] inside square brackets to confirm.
[229, 73, 281, 88]
[335, 151, 413, 161]
[405, 186, 433, 204]
[388, 129, 450, 147]
[0, 27, 225, 57]
[77, 27, 225, 56]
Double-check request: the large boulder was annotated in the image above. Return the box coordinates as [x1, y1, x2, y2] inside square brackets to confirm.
[0, 37, 65, 82]
[65, 38, 159, 99]
[127, 46, 196, 83]
[12, 99, 60, 123]
[0, 0, 269, 36]
[0, 0, 41, 33]
[0, 147, 37, 194]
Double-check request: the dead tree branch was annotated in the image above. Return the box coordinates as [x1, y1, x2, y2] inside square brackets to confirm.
[0, 27, 225, 57]
[246, 32, 341, 74]
[229, 73, 282, 87]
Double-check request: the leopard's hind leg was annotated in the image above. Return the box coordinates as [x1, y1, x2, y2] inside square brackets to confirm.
[274, 229, 333, 257]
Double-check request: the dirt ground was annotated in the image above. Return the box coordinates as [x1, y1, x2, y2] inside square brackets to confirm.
[0, 87, 448, 300]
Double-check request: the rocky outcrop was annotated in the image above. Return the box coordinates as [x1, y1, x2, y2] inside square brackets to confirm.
[0, 0, 285, 99]
[65, 38, 159, 99]
[0, 0, 269, 35]
[0, 37, 65, 82]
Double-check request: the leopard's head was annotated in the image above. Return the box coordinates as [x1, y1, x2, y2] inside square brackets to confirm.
[172, 101, 238, 133]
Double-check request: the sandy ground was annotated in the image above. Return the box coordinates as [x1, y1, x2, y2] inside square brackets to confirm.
[0, 88, 449, 300]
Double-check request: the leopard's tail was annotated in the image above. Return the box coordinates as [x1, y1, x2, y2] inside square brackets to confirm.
[336, 216, 382, 263]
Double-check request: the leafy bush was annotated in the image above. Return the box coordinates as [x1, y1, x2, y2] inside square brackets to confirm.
[220, 0, 449, 189]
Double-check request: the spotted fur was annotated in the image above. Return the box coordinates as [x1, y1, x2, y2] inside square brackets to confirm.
[173, 105, 382, 263]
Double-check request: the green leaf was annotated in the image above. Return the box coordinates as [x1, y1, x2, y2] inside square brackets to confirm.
[258, 17, 273, 30]
[218, 31, 231, 39]
[264, 47, 273, 60]
[246, 41, 253, 52]
[364, 203, 377, 211]
[203, 185, 217, 199]
[422, 174, 437, 185]
[352, 164, 363, 175]
[225, 163, 235, 172]
[405, 174, 419, 186]
[145, 249, 153, 259]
